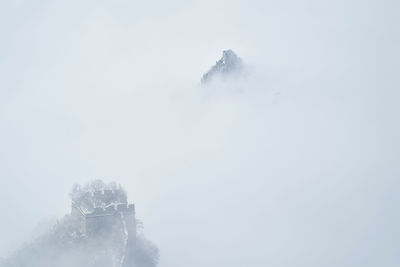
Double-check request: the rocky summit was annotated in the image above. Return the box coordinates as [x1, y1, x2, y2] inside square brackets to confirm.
[201, 50, 244, 84]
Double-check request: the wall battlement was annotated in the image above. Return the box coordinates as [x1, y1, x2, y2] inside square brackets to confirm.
[71, 190, 136, 244]
[84, 203, 135, 217]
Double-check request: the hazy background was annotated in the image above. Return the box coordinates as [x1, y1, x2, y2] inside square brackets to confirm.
[1, 0, 399, 266]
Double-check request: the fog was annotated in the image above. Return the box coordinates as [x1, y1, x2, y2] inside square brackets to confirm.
[1, 0, 399, 266]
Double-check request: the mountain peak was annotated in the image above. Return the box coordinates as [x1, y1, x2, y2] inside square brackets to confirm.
[201, 49, 243, 84]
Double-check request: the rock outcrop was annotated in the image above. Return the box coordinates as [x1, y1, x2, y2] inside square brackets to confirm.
[201, 49, 244, 84]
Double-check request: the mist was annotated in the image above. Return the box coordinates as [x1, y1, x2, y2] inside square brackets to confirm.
[1, 0, 399, 266]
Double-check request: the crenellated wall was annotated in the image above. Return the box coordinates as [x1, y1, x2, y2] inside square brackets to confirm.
[71, 191, 136, 245]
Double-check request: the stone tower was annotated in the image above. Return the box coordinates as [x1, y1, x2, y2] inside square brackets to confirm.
[71, 188, 136, 246]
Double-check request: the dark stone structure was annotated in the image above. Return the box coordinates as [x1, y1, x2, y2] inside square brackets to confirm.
[2, 181, 158, 267]
[71, 189, 136, 246]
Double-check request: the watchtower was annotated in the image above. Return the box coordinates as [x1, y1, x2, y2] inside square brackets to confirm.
[71, 189, 136, 245]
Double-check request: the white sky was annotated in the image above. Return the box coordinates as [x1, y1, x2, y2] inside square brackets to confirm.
[0, 0, 399, 266]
